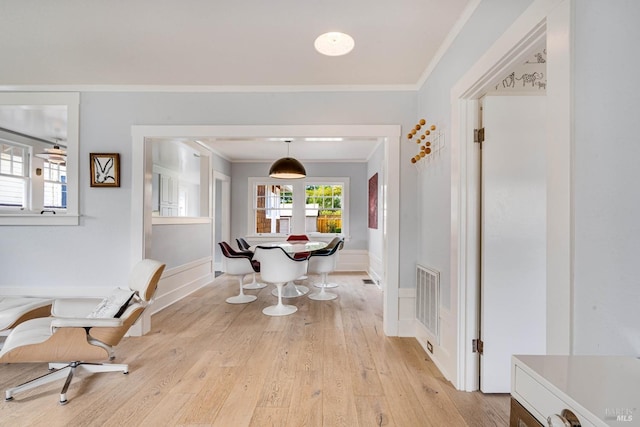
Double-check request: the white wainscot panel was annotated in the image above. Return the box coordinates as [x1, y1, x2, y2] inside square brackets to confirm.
[336, 249, 369, 272]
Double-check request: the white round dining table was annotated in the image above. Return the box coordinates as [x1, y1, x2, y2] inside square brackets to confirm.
[254, 240, 327, 254]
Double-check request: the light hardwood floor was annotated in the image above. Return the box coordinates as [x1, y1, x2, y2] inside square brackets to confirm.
[0, 272, 510, 426]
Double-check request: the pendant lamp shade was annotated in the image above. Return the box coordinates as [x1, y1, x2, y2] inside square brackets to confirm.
[269, 140, 306, 179]
[35, 145, 67, 165]
[269, 157, 306, 179]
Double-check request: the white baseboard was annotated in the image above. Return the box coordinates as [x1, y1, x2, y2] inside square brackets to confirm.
[336, 249, 368, 272]
[368, 252, 383, 285]
[150, 258, 213, 315]
[129, 257, 213, 336]
[397, 287, 416, 336]
[416, 333, 453, 382]
[397, 287, 452, 383]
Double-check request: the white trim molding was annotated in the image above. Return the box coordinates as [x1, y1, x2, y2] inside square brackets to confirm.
[450, 0, 572, 391]
[131, 124, 401, 336]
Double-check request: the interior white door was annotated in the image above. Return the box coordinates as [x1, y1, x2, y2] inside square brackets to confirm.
[480, 95, 547, 393]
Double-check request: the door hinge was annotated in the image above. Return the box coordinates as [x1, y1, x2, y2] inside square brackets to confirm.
[472, 338, 484, 354]
[474, 128, 485, 143]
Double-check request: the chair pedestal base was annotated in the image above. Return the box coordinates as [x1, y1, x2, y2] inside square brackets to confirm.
[271, 282, 309, 298]
[5, 361, 128, 405]
[263, 304, 298, 316]
[263, 282, 298, 316]
[314, 282, 338, 289]
[242, 273, 267, 290]
[308, 290, 337, 301]
[227, 275, 257, 304]
[226, 294, 257, 304]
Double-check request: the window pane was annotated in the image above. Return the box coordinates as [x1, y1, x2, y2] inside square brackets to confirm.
[0, 175, 25, 207]
[254, 183, 293, 234]
[43, 162, 67, 209]
[1, 143, 27, 177]
[0, 142, 27, 208]
[305, 184, 342, 233]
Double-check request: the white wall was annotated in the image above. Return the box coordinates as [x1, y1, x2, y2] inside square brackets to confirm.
[229, 162, 368, 250]
[0, 91, 415, 298]
[412, 0, 640, 385]
[572, 0, 640, 355]
[148, 223, 212, 269]
[367, 142, 385, 283]
[414, 0, 534, 382]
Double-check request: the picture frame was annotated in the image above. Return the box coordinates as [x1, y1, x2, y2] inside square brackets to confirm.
[90, 153, 120, 187]
[368, 173, 378, 229]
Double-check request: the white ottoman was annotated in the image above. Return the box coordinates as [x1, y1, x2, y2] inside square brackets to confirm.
[0, 297, 53, 331]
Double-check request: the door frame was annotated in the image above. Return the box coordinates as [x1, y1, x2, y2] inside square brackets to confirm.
[450, 0, 573, 390]
[131, 124, 401, 336]
[212, 171, 231, 272]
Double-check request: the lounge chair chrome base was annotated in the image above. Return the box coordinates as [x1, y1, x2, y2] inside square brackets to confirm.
[5, 361, 129, 405]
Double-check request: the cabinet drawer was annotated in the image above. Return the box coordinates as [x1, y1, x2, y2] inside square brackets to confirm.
[510, 398, 543, 427]
[513, 366, 596, 427]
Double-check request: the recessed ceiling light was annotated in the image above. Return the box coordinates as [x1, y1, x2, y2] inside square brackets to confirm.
[304, 137, 344, 142]
[314, 32, 355, 56]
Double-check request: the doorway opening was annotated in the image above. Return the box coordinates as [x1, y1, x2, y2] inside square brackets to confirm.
[131, 124, 401, 336]
[213, 171, 230, 273]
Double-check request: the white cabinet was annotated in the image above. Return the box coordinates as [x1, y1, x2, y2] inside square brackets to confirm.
[511, 355, 640, 426]
[160, 174, 179, 216]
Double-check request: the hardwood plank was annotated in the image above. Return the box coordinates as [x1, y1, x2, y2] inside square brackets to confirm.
[209, 330, 282, 426]
[393, 337, 468, 426]
[284, 308, 324, 427]
[354, 395, 397, 427]
[249, 407, 290, 427]
[177, 367, 238, 425]
[137, 392, 193, 427]
[0, 272, 509, 427]
[360, 333, 438, 427]
[322, 319, 359, 427]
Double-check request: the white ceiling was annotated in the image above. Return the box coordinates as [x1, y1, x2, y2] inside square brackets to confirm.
[0, 0, 470, 88]
[0, 0, 473, 161]
[196, 136, 383, 162]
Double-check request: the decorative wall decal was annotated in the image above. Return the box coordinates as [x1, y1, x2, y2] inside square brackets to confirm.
[525, 49, 547, 63]
[502, 72, 516, 88]
[492, 44, 547, 93]
[516, 72, 544, 87]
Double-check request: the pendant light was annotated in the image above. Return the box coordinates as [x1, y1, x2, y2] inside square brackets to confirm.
[35, 142, 67, 165]
[269, 140, 306, 179]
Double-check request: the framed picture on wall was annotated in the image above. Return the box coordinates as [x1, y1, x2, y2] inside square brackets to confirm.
[368, 173, 378, 229]
[90, 153, 120, 187]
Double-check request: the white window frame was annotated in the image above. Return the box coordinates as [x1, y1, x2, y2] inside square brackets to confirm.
[247, 176, 349, 240]
[0, 92, 79, 225]
[42, 161, 67, 210]
[0, 140, 29, 210]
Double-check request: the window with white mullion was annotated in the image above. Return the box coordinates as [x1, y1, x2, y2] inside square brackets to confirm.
[0, 141, 28, 209]
[43, 161, 67, 209]
[305, 183, 344, 235]
[253, 182, 294, 235]
[248, 177, 349, 238]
